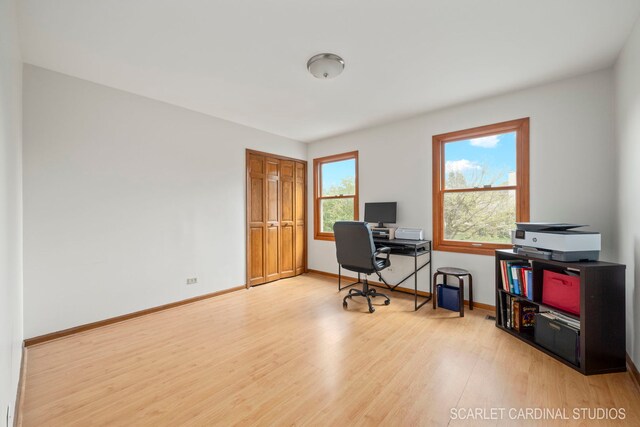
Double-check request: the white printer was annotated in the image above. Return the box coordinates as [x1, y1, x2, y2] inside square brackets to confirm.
[395, 228, 424, 240]
[511, 223, 600, 262]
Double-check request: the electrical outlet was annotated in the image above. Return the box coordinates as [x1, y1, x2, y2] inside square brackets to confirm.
[186, 277, 198, 285]
[387, 266, 393, 272]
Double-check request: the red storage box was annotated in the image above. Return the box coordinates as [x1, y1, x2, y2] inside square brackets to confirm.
[542, 270, 580, 315]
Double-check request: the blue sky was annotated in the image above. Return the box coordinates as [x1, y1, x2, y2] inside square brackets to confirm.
[444, 131, 516, 187]
[322, 159, 355, 191]
[320, 133, 515, 190]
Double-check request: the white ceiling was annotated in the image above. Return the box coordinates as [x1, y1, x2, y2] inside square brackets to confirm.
[18, 0, 640, 142]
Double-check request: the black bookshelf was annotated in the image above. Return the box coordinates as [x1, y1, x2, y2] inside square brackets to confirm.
[495, 249, 626, 375]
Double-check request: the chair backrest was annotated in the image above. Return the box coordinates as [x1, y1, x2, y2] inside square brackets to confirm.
[333, 221, 376, 270]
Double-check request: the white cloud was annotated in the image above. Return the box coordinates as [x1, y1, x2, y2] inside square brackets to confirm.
[445, 159, 481, 173]
[469, 135, 500, 148]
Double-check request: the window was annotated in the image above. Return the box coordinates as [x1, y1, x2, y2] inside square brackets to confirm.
[314, 151, 359, 240]
[432, 118, 529, 255]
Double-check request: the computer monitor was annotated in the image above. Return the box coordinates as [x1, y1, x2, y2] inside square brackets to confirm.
[364, 202, 397, 228]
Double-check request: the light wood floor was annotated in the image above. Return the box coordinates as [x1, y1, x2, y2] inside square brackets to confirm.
[21, 274, 640, 426]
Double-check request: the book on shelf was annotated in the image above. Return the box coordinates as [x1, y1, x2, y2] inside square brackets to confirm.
[499, 260, 532, 298]
[499, 293, 511, 328]
[500, 261, 509, 292]
[508, 296, 514, 328]
[525, 269, 533, 299]
[521, 304, 537, 328]
[515, 301, 538, 332]
[498, 291, 505, 327]
[502, 295, 515, 329]
[513, 300, 520, 330]
[511, 266, 521, 295]
[498, 291, 540, 332]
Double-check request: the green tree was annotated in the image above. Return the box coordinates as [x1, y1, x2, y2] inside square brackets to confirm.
[443, 168, 515, 243]
[322, 177, 356, 232]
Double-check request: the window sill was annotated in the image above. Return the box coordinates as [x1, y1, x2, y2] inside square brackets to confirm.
[434, 242, 511, 256]
[315, 233, 335, 242]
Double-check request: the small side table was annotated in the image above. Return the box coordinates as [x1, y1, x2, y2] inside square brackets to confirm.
[432, 267, 473, 317]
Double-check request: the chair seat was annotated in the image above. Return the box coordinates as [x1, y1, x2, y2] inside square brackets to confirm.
[344, 258, 389, 274]
[436, 267, 470, 276]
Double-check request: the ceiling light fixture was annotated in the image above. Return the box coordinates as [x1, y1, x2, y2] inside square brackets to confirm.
[307, 53, 345, 79]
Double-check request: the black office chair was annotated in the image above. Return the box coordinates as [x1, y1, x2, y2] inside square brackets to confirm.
[333, 221, 391, 313]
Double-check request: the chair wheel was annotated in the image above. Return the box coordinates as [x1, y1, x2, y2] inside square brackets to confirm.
[384, 300, 390, 305]
[369, 307, 375, 313]
[343, 301, 348, 309]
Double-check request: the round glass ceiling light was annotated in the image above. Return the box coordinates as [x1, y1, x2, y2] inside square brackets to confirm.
[307, 53, 345, 79]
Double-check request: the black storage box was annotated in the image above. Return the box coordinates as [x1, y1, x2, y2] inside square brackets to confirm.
[534, 313, 580, 366]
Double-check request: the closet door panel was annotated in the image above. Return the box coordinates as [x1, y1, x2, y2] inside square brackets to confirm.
[265, 226, 279, 281]
[295, 162, 306, 274]
[280, 160, 295, 278]
[249, 227, 264, 284]
[265, 157, 280, 282]
[281, 226, 294, 277]
[247, 154, 266, 286]
[296, 224, 305, 271]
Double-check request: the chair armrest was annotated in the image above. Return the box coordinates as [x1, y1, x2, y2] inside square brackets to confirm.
[373, 246, 392, 272]
[374, 246, 391, 262]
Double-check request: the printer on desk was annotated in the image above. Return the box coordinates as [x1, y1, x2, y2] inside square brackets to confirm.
[395, 228, 424, 240]
[511, 222, 601, 262]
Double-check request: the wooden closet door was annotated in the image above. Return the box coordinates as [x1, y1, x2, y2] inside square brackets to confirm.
[280, 160, 296, 278]
[247, 153, 266, 286]
[247, 150, 306, 287]
[265, 157, 281, 283]
[295, 162, 306, 275]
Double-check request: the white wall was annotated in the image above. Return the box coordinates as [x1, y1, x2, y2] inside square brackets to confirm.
[615, 17, 640, 368]
[0, 0, 23, 424]
[308, 70, 617, 307]
[23, 65, 306, 338]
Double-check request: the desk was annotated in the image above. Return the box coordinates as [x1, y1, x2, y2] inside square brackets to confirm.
[373, 238, 432, 310]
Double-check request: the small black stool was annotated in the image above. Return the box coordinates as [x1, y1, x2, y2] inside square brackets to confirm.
[432, 267, 473, 317]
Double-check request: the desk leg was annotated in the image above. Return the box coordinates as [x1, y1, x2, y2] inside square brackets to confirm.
[459, 278, 465, 317]
[414, 247, 418, 311]
[429, 250, 432, 296]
